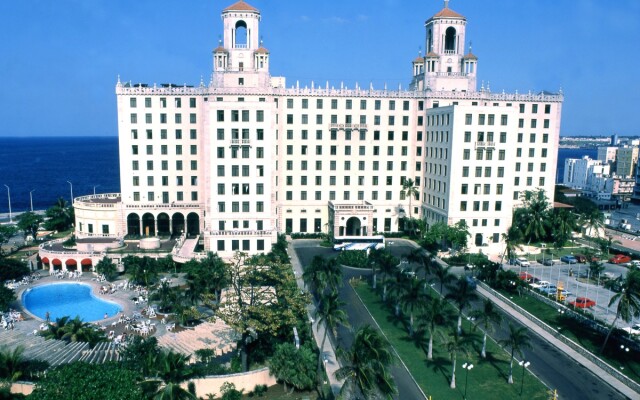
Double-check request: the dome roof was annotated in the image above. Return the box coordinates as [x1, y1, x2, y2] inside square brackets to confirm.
[413, 56, 424, 63]
[224, 1, 259, 13]
[463, 52, 478, 60]
[214, 46, 228, 53]
[427, 2, 465, 22]
[255, 47, 269, 54]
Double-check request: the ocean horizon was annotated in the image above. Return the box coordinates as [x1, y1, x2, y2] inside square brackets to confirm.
[0, 136, 595, 215]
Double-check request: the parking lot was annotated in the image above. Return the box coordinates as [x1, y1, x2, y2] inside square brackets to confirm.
[503, 259, 636, 329]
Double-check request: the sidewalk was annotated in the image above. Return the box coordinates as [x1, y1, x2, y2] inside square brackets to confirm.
[287, 240, 343, 397]
[478, 285, 639, 400]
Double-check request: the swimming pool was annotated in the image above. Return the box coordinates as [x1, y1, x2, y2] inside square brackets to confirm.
[22, 283, 122, 322]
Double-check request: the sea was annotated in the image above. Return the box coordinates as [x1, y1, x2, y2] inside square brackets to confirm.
[0, 137, 120, 213]
[0, 136, 597, 214]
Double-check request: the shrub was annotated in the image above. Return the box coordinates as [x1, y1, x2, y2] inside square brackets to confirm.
[249, 384, 268, 397]
[336, 250, 369, 268]
[290, 232, 325, 239]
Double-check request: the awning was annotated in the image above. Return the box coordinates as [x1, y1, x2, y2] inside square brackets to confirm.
[81, 258, 92, 266]
[65, 259, 77, 266]
[52, 259, 62, 266]
[41, 257, 49, 264]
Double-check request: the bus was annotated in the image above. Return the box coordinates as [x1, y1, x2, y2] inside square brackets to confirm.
[333, 235, 386, 251]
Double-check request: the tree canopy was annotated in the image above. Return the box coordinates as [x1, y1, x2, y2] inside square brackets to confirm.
[29, 362, 144, 400]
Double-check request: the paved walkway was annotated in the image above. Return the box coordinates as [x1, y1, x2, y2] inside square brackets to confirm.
[287, 240, 343, 397]
[478, 285, 639, 400]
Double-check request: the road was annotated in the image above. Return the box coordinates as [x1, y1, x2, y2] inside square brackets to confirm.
[293, 239, 627, 400]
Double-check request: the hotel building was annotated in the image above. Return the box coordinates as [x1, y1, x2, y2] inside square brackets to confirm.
[42, 1, 563, 268]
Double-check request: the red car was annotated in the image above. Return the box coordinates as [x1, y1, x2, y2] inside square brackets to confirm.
[570, 297, 596, 308]
[609, 254, 632, 264]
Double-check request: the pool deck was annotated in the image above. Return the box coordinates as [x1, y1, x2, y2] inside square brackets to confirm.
[3, 271, 237, 364]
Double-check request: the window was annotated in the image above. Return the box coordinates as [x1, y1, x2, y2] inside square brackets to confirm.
[460, 201, 467, 211]
[465, 114, 472, 125]
[464, 132, 471, 142]
[463, 149, 470, 160]
[130, 98, 137, 108]
[462, 167, 469, 177]
[501, 114, 508, 125]
[500, 132, 507, 143]
[461, 184, 468, 194]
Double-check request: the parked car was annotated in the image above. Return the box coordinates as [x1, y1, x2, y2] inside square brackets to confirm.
[573, 254, 587, 263]
[518, 272, 534, 282]
[542, 259, 555, 266]
[560, 255, 577, 264]
[622, 323, 640, 335]
[530, 280, 550, 289]
[569, 297, 596, 308]
[515, 257, 530, 267]
[609, 254, 632, 264]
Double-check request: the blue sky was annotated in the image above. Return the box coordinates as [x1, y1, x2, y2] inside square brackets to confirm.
[0, 0, 638, 137]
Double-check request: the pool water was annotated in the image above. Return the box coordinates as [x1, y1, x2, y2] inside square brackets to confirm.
[22, 283, 122, 322]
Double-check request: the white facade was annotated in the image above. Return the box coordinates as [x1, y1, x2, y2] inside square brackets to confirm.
[563, 156, 608, 189]
[74, 0, 563, 259]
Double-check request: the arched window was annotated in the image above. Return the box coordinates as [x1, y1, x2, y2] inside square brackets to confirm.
[234, 20, 248, 48]
[445, 27, 456, 52]
[427, 29, 433, 52]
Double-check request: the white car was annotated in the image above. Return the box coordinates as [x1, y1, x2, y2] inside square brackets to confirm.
[515, 257, 530, 267]
[622, 323, 640, 335]
[530, 280, 550, 289]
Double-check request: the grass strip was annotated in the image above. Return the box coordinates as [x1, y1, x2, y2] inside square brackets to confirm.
[353, 281, 550, 400]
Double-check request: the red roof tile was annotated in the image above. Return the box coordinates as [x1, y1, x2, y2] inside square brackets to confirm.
[224, 1, 259, 12]
[413, 56, 424, 63]
[255, 47, 269, 54]
[463, 52, 478, 60]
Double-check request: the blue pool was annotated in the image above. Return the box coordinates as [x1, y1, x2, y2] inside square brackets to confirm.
[22, 283, 122, 322]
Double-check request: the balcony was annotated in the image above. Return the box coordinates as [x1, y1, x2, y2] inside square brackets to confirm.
[475, 141, 496, 149]
[230, 138, 251, 146]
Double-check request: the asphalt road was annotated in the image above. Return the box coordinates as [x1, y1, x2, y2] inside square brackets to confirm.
[293, 240, 627, 400]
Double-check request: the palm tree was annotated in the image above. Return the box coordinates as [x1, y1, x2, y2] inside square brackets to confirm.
[400, 278, 430, 336]
[470, 299, 503, 358]
[552, 209, 577, 247]
[498, 324, 532, 384]
[315, 291, 350, 381]
[601, 269, 640, 353]
[59, 316, 106, 348]
[446, 276, 478, 334]
[400, 178, 420, 235]
[335, 325, 397, 399]
[432, 263, 455, 294]
[303, 256, 342, 298]
[520, 189, 550, 244]
[500, 225, 523, 264]
[389, 270, 412, 316]
[580, 209, 605, 245]
[377, 252, 399, 302]
[417, 296, 454, 360]
[0, 346, 26, 382]
[144, 350, 198, 400]
[440, 328, 471, 389]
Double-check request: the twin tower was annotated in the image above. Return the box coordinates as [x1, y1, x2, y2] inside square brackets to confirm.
[212, 0, 478, 92]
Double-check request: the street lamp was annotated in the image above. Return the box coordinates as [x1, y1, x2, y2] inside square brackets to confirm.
[93, 184, 100, 195]
[29, 189, 36, 212]
[462, 362, 473, 399]
[67, 180, 73, 204]
[519, 360, 531, 397]
[3, 185, 12, 223]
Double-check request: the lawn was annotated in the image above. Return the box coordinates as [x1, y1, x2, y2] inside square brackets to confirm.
[353, 281, 550, 400]
[501, 290, 640, 385]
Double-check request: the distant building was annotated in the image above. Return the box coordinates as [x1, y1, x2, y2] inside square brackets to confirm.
[616, 146, 639, 178]
[597, 146, 617, 165]
[563, 156, 609, 189]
